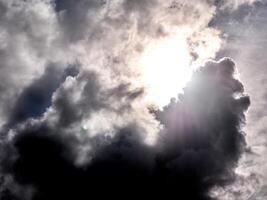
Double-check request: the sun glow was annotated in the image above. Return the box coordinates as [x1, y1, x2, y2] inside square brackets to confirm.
[141, 35, 193, 107]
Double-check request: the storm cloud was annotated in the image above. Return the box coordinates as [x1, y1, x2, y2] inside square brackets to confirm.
[0, 58, 250, 200]
[0, 0, 258, 200]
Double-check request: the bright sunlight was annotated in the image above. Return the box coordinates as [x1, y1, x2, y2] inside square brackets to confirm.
[141, 34, 193, 107]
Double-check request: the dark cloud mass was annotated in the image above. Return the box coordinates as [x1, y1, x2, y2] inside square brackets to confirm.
[6, 64, 79, 129]
[0, 58, 250, 200]
[0, 0, 255, 199]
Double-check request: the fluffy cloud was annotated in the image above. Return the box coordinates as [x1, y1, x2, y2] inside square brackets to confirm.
[0, 58, 250, 200]
[0, 0, 255, 199]
[0, 0, 226, 131]
[209, 1, 267, 198]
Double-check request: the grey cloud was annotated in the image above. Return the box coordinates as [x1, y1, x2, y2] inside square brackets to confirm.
[221, 0, 262, 9]
[5, 63, 78, 129]
[0, 0, 253, 131]
[0, 0, 257, 199]
[54, 0, 105, 42]
[210, 1, 267, 198]
[47, 70, 147, 130]
[0, 0, 65, 129]
[0, 58, 250, 200]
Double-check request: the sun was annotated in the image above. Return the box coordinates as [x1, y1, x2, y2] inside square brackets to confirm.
[140, 35, 193, 107]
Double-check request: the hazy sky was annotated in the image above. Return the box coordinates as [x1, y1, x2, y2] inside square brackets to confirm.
[0, 0, 266, 199]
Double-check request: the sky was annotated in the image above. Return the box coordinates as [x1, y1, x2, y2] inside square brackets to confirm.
[0, 0, 266, 199]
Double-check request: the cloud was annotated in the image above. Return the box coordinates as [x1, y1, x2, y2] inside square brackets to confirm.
[0, 0, 255, 199]
[209, 1, 267, 198]
[0, 0, 225, 131]
[0, 0, 68, 129]
[219, 0, 261, 9]
[0, 58, 250, 200]
[5, 63, 78, 129]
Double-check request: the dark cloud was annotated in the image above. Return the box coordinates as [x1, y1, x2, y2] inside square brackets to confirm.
[6, 63, 79, 129]
[53, 0, 105, 42]
[0, 58, 250, 200]
[210, 2, 267, 197]
[0, 0, 67, 128]
[52, 71, 105, 127]
[0, 0, 256, 199]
